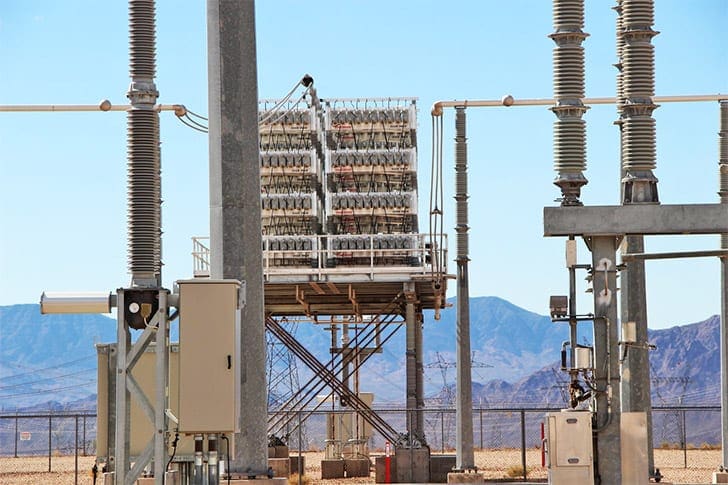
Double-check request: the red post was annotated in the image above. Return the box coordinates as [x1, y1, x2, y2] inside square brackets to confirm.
[385, 440, 392, 483]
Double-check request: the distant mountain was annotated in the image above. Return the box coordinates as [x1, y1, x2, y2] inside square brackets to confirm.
[0, 300, 720, 415]
[0, 304, 116, 410]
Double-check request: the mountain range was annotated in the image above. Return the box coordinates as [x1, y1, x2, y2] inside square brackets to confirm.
[0, 298, 719, 412]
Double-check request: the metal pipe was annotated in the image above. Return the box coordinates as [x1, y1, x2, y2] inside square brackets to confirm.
[193, 435, 204, 485]
[621, 249, 728, 261]
[0, 103, 185, 113]
[208, 434, 219, 485]
[430, 93, 728, 115]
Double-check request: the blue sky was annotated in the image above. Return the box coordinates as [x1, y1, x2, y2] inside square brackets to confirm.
[1, 1, 726, 330]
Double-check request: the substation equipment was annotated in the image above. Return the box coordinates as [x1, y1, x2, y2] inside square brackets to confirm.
[430, 0, 727, 484]
[39, 1, 258, 484]
[39, 2, 450, 483]
[193, 92, 451, 482]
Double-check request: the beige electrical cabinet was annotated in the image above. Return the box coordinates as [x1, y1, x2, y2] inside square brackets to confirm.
[544, 410, 594, 485]
[97, 343, 205, 459]
[177, 279, 241, 434]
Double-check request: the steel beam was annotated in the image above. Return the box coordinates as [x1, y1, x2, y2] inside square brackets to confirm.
[544, 204, 728, 236]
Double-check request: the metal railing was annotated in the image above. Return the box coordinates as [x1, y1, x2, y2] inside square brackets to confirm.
[191, 233, 448, 280]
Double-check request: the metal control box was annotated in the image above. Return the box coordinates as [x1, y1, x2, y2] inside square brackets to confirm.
[177, 279, 241, 433]
[544, 410, 594, 485]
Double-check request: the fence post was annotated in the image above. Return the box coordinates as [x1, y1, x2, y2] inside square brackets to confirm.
[14, 413, 18, 458]
[682, 409, 687, 469]
[479, 408, 483, 450]
[48, 414, 52, 473]
[83, 414, 87, 456]
[75, 415, 79, 485]
[441, 410, 445, 453]
[520, 410, 527, 481]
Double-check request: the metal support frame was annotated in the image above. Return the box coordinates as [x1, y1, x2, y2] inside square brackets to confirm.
[114, 289, 169, 485]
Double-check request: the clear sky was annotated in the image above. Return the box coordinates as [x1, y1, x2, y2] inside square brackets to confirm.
[1, 1, 726, 330]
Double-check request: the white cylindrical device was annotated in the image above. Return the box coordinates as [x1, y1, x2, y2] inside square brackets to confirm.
[622, 320, 637, 344]
[40, 291, 112, 314]
[574, 346, 593, 370]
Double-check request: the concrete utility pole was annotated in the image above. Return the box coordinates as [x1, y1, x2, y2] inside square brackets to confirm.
[590, 238, 623, 484]
[453, 107, 475, 471]
[207, 0, 268, 475]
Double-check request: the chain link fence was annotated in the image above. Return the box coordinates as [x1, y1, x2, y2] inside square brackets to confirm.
[0, 406, 722, 483]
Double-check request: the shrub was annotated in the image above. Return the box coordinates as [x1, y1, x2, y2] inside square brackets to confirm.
[505, 465, 532, 478]
[288, 473, 311, 485]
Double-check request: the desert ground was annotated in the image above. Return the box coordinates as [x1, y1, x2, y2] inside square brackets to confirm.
[0, 449, 722, 484]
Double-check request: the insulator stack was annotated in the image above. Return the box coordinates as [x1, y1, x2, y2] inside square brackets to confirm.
[126, 0, 161, 287]
[620, 0, 660, 204]
[720, 102, 728, 247]
[128, 0, 156, 79]
[614, 1, 625, 112]
[454, 108, 469, 260]
[550, 0, 589, 206]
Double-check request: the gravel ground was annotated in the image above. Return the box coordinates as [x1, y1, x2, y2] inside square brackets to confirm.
[0, 449, 723, 484]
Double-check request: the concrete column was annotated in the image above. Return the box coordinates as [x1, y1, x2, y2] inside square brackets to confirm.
[453, 107, 475, 470]
[590, 236, 622, 484]
[620, 235, 654, 474]
[207, 0, 268, 475]
[415, 311, 425, 440]
[405, 296, 417, 437]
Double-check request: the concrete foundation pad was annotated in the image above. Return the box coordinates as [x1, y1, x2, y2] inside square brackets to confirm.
[289, 455, 305, 475]
[344, 457, 371, 477]
[268, 457, 290, 477]
[447, 471, 485, 484]
[714, 471, 728, 483]
[321, 459, 345, 479]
